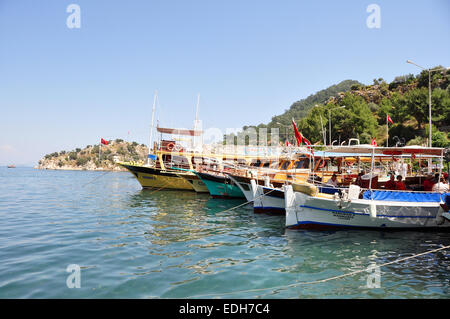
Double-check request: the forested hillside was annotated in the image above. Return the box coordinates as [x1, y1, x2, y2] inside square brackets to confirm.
[227, 67, 449, 147]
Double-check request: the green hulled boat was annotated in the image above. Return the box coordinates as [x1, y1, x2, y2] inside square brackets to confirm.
[195, 171, 245, 199]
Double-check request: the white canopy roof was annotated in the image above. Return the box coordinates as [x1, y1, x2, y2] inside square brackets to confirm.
[322, 145, 444, 157]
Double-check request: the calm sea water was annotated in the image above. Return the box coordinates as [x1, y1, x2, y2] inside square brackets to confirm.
[1, 167, 450, 299]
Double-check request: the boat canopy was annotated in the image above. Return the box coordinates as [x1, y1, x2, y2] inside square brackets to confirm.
[157, 126, 202, 136]
[323, 145, 444, 157]
[363, 190, 450, 202]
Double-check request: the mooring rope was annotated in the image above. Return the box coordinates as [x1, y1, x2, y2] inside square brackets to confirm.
[81, 170, 113, 187]
[214, 187, 277, 214]
[186, 243, 450, 298]
[145, 181, 172, 194]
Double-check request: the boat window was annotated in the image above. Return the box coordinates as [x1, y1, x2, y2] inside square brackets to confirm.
[280, 161, 290, 170]
[270, 161, 279, 169]
[250, 160, 261, 167]
[262, 161, 271, 168]
[327, 158, 339, 172]
[295, 160, 309, 169]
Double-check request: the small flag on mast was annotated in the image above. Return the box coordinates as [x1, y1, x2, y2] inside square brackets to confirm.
[292, 118, 303, 146]
[101, 138, 109, 145]
[371, 137, 378, 146]
[386, 114, 393, 147]
[387, 115, 393, 124]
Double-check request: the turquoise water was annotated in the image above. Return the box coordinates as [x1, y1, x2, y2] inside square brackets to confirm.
[1, 167, 450, 298]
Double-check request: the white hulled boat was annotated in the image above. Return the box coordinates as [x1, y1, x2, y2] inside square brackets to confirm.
[283, 145, 450, 230]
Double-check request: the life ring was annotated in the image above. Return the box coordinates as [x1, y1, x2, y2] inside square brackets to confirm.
[166, 142, 175, 151]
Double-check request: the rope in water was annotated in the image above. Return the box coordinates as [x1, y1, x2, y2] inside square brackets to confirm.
[186, 243, 450, 298]
[214, 188, 277, 214]
[145, 182, 173, 194]
[81, 170, 113, 187]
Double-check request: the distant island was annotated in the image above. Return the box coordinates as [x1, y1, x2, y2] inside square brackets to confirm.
[37, 139, 148, 171]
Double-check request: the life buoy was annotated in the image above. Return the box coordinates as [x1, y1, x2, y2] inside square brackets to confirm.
[167, 142, 175, 151]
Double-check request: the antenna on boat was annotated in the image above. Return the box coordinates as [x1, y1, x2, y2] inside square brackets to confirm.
[148, 90, 158, 165]
[193, 93, 202, 151]
[195, 93, 200, 123]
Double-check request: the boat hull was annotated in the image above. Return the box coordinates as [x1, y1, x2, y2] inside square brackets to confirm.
[119, 163, 194, 190]
[178, 174, 209, 193]
[228, 174, 285, 202]
[227, 174, 257, 202]
[195, 172, 245, 198]
[251, 181, 285, 214]
[284, 185, 450, 230]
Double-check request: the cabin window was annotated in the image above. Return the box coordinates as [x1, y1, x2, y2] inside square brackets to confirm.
[270, 161, 279, 169]
[295, 160, 309, 169]
[262, 162, 270, 168]
[250, 160, 261, 167]
[280, 161, 290, 170]
[237, 159, 246, 165]
[171, 156, 189, 167]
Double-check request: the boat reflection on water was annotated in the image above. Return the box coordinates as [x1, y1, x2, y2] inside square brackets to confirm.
[125, 188, 285, 246]
[126, 189, 215, 245]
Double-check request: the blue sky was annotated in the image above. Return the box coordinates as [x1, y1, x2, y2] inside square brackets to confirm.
[0, 0, 449, 165]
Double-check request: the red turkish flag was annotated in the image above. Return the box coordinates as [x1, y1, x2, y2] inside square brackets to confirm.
[302, 136, 314, 154]
[387, 115, 394, 124]
[371, 138, 377, 146]
[101, 138, 109, 145]
[292, 119, 303, 146]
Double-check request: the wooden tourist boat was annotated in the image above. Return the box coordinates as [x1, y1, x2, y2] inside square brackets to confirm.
[282, 145, 450, 230]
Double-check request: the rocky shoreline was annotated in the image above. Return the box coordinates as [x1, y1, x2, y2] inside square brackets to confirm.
[34, 164, 127, 171]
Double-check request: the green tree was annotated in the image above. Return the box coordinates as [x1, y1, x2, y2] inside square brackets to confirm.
[401, 87, 428, 130]
[298, 106, 327, 144]
[77, 157, 88, 166]
[68, 152, 77, 161]
[332, 94, 378, 143]
[431, 88, 450, 128]
[425, 125, 450, 148]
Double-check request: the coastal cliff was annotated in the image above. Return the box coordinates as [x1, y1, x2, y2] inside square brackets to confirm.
[37, 139, 148, 171]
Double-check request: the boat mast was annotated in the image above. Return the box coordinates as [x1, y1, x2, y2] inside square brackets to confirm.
[195, 93, 200, 124]
[148, 90, 157, 165]
[193, 93, 201, 151]
[368, 146, 375, 191]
